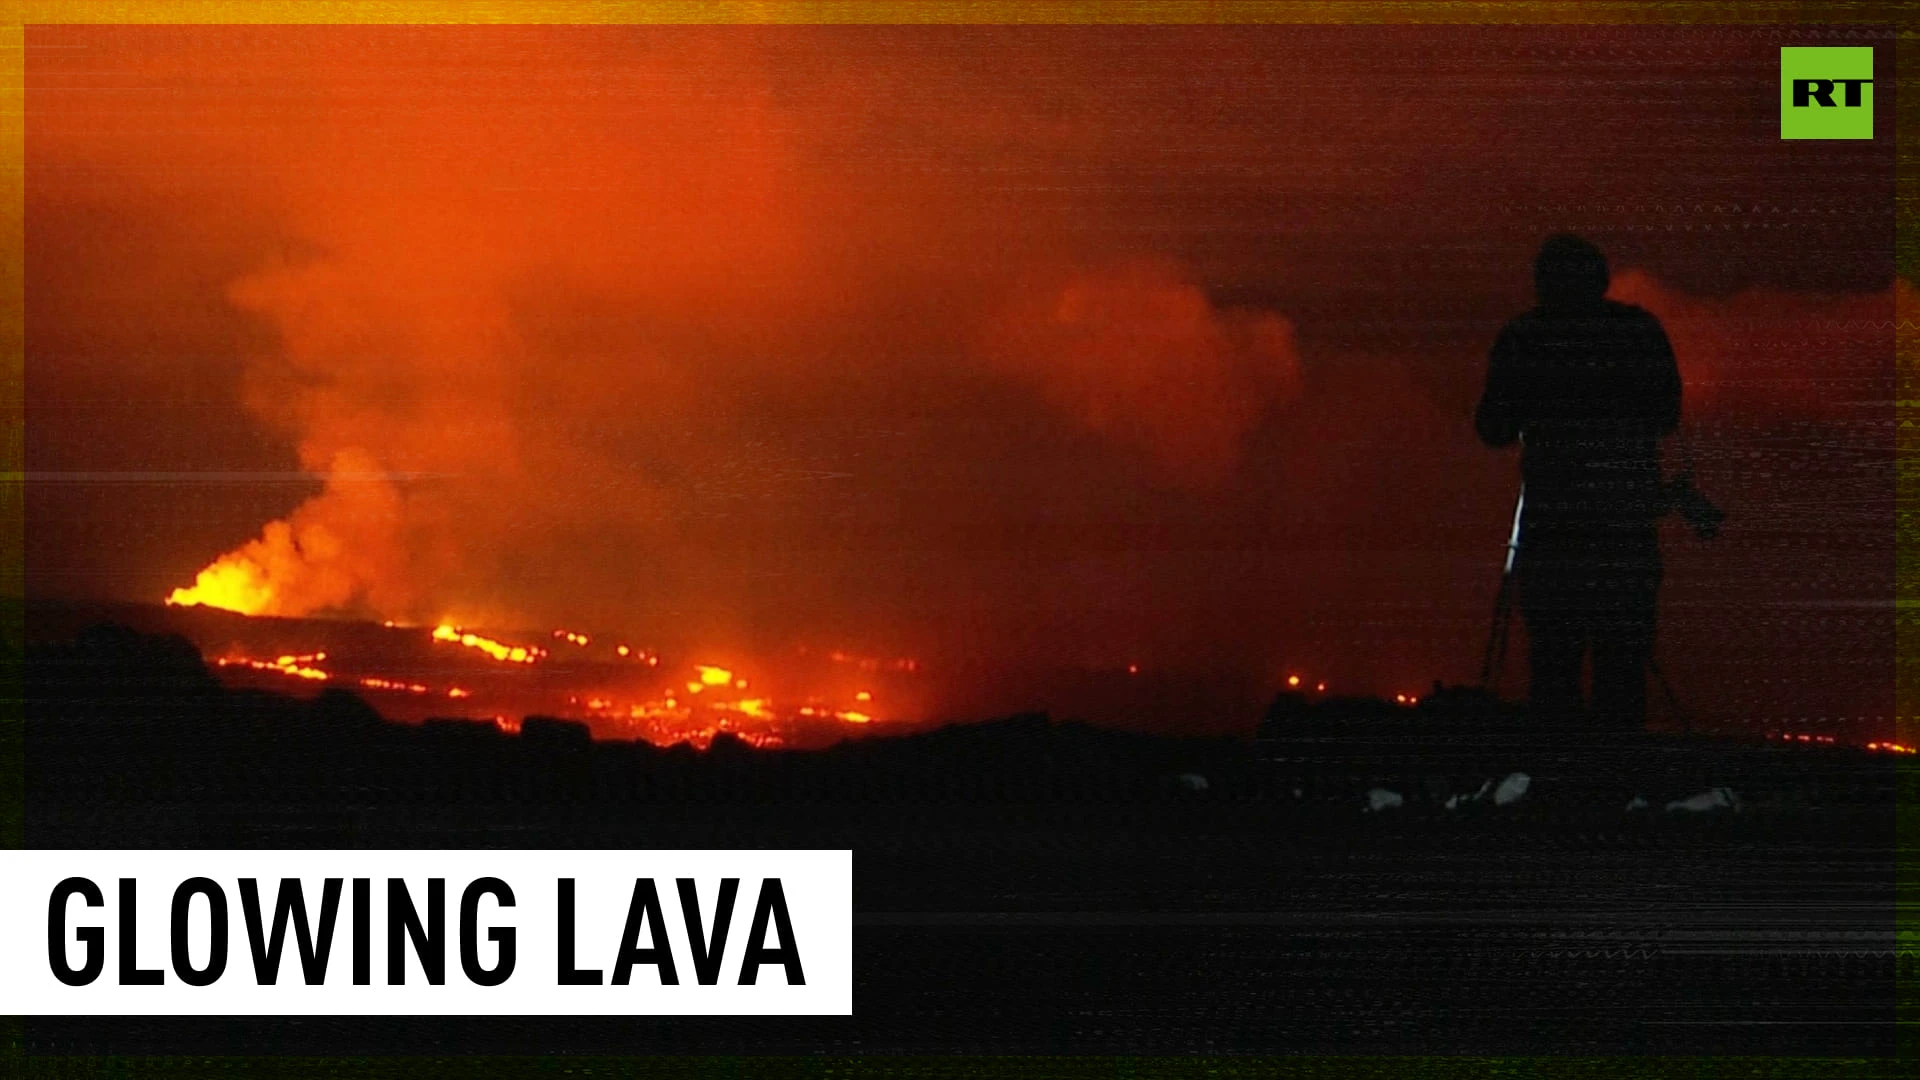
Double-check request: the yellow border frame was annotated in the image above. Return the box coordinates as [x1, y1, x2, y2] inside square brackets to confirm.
[6, 0, 1920, 23]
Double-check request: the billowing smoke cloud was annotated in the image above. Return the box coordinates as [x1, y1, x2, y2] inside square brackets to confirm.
[130, 30, 1312, 647]
[983, 257, 1302, 486]
[168, 449, 409, 616]
[1608, 269, 1901, 422]
[181, 242, 1308, 628]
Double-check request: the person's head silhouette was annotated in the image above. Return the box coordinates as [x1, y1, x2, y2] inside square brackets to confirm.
[1532, 234, 1609, 311]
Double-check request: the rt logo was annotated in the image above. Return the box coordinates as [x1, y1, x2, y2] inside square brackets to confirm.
[1781, 47, 1873, 139]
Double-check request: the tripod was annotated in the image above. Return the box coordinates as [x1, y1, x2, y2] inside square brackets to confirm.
[1478, 483, 1523, 691]
[1479, 480, 1693, 734]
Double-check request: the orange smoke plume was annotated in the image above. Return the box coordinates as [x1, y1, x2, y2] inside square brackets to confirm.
[1607, 270, 1903, 422]
[166, 448, 406, 615]
[985, 257, 1303, 487]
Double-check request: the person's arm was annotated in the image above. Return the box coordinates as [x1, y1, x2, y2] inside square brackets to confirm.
[1475, 323, 1523, 448]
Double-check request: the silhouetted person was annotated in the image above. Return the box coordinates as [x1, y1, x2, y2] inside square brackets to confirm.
[1476, 235, 1681, 732]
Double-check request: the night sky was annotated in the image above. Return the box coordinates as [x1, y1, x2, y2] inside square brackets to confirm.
[25, 24, 1901, 736]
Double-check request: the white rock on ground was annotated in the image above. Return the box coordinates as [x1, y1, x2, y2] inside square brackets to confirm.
[1665, 786, 1740, 814]
[1365, 787, 1403, 812]
[1492, 772, 1530, 806]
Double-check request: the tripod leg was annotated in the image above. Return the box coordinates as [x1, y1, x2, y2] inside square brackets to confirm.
[1648, 657, 1689, 734]
[1481, 572, 1515, 688]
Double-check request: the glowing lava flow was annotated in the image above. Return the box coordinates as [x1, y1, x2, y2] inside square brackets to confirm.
[183, 606, 922, 748]
[562, 658, 892, 749]
[214, 650, 474, 703]
[432, 624, 545, 664]
[215, 652, 330, 681]
[359, 675, 432, 695]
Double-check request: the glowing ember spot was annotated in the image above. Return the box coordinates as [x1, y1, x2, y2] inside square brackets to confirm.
[1286, 674, 1301, 688]
[696, 665, 735, 687]
[448, 687, 471, 699]
[494, 716, 520, 735]
[826, 650, 920, 674]
[1316, 682, 1326, 693]
[616, 645, 630, 657]
[553, 630, 590, 646]
[1127, 664, 1139, 675]
[164, 556, 277, 614]
[855, 690, 873, 702]
[836, 710, 872, 724]
[686, 682, 704, 695]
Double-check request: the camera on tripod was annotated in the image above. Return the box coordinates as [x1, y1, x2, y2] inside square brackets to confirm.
[1664, 471, 1724, 540]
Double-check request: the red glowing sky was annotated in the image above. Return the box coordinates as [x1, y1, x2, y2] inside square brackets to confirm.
[24, 24, 1900, 733]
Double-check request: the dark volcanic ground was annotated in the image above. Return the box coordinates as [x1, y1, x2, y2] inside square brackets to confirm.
[19, 619, 1908, 1057]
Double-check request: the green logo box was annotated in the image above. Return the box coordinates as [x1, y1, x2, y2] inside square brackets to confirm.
[1781, 46, 1874, 139]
